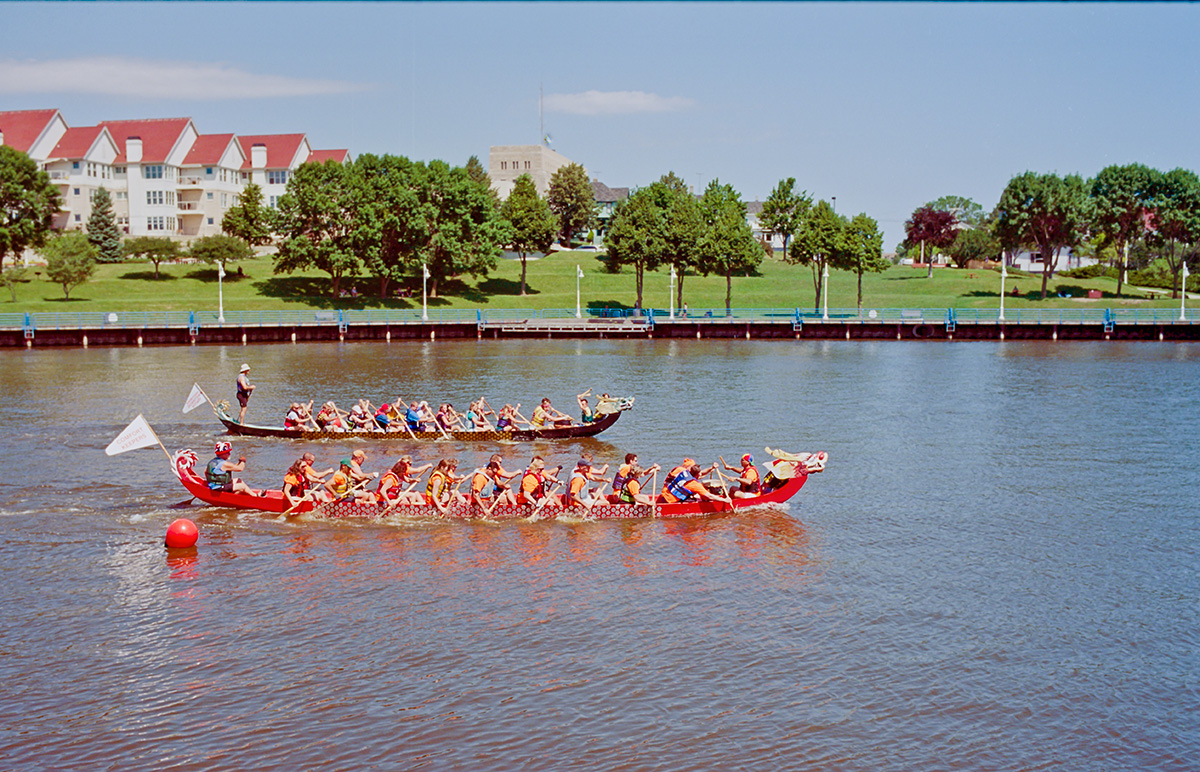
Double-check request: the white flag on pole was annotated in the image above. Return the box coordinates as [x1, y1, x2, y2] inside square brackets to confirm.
[577, 265, 584, 279]
[423, 263, 430, 279]
[1184, 262, 1190, 280]
[105, 414, 160, 456]
[217, 261, 226, 279]
[183, 383, 208, 413]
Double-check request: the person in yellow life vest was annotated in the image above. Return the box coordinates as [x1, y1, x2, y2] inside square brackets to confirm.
[324, 458, 374, 503]
[425, 458, 467, 515]
[531, 397, 573, 428]
[616, 460, 660, 505]
[722, 453, 762, 498]
[518, 456, 563, 508]
[660, 464, 729, 505]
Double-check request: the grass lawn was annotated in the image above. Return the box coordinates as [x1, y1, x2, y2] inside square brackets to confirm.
[3, 251, 1186, 314]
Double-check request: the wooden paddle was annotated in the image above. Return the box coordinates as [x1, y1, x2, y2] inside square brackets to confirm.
[712, 467, 735, 508]
[529, 480, 564, 519]
[378, 478, 423, 518]
[310, 475, 375, 518]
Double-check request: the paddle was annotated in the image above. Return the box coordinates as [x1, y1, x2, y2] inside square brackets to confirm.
[585, 481, 609, 515]
[529, 480, 564, 519]
[391, 397, 421, 441]
[378, 478, 423, 518]
[310, 475, 375, 518]
[712, 467, 735, 508]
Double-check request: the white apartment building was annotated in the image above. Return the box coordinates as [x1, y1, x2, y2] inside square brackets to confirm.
[489, 144, 578, 199]
[0, 109, 349, 242]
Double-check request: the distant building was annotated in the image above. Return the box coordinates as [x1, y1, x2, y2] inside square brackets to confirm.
[0, 108, 350, 242]
[488, 144, 578, 199]
[591, 179, 629, 242]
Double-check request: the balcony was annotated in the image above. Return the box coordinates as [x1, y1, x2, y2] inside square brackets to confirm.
[177, 202, 203, 214]
[48, 171, 71, 180]
[178, 176, 206, 188]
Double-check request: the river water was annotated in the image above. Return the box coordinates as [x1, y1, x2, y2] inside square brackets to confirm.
[1, 340, 1196, 771]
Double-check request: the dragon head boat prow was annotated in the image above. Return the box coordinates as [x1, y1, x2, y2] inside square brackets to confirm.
[764, 448, 828, 477]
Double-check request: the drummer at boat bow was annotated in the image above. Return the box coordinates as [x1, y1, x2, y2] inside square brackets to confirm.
[723, 454, 762, 498]
[235, 364, 254, 424]
[206, 442, 257, 495]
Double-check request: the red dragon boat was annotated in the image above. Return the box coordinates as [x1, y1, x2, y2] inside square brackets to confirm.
[173, 449, 827, 521]
[214, 401, 629, 442]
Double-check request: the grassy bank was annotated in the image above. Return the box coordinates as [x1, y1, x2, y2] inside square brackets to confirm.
[3, 251, 1185, 314]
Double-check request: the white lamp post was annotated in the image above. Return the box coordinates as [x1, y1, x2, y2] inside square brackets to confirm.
[1181, 261, 1190, 321]
[576, 265, 584, 318]
[821, 262, 830, 321]
[999, 259, 1007, 321]
[669, 264, 677, 319]
[422, 263, 429, 321]
[217, 260, 226, 323]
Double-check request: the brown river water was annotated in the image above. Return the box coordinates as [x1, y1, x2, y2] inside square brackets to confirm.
[1, 339, 1197, 771]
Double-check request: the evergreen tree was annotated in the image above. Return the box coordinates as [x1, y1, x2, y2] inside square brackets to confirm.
[86, 187, 124, 263]
[221, 183, 273, 246]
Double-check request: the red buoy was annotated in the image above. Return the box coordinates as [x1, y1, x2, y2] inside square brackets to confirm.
[165, 518, 199, 548]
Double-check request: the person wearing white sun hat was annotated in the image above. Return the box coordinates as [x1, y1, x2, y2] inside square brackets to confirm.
[235, 363, 255, 424]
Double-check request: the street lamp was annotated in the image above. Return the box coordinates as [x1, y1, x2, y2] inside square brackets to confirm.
[822, 263, 830, 321]
[422, 263, 429, 321]
[669, 264, 677, 319]
[1182, 261, 1190, 321]
[217, 260, 226, 323]
[999, 259, 1007, 321]
[576, 265, 583, 319]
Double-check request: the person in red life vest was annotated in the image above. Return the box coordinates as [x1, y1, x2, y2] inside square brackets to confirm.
[518, 456, 563, 508]
[205, 442, 258, 496]
[376, 455, 427, 506]
[315, 402, 345, 432]
[615, 460, 660, 505]
[426, 458, 467, 515]
[660, 463, 729, 505]
[722, 453, 762, 498]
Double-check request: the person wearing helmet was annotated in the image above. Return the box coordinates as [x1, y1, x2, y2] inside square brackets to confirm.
[722, 453, 762, 498]
[206, 442, 257, 495]
[235, 364, 255, 424]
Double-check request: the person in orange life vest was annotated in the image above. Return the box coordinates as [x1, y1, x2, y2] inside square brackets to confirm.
[325, 458, 375, 503]
[426, 458, 467, 515]
[469, 460, 506, 515]
[235, 363, 255, 424]
[660, 464, 728, 505]
[531, 397, 573, 428]
[376, 456, 427, 506]
[722, 453, 762, 498]
[661, 458, 715, 497]
[206, 441, 257, 495]
[564, 459, 603, 509]
[518, 456, 563, 507]
[615, 459, 660, 505]
[485, 453, 520, 506]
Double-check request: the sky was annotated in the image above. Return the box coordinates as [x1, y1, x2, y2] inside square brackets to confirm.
[3, 2, 1199, 249]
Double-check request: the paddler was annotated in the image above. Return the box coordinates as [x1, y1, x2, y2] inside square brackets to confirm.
[517, 456, 563, 509]
[282, 452, 332, 507]
[563, 459, 608, 510]
[615, 459, 660, 505]
[324, 458, 375, 503]
[662, 458, 714, 497]
[486, 453, 520, 505]
[206, 441, 258, 496]
[531, 397, 573, 428]
[469, 460, 504, 515]
[660, 463, 729, 505]
[722, 454, 762, 498]
[348, 450, 378, 484]
[426, 458, 467, 515]
[235, 363, 255, 424]
[376, 456, 427, 506]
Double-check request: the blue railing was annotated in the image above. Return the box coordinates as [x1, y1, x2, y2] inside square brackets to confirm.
[0, 306, 1193, 330]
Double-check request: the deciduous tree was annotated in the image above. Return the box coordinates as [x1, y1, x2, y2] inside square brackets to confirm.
[502, 174, 557, 295]
[996, 171, 1089, 299]
[696, 180, 761, 314]
[40, 231, 96, 300]
[123, 235, 180, 279]
[221, 183, 274, 247]
[189, 234, 253, 267]
[86, 187, 123, 263]
[904, 206, 958, 278]
[351, 153, 426, 299]
[788, 199, 845, 311]
[273, 160, 360, 297]
[843, 213, 889, 310]
[758, 177, 811, 260]
[926, 195, 986, 228]
[947, 227, 1000, 268]
[547, 163, 596, 247]
[1147, 167, 1200, 298]
[1090, 163, 1158, 296]
[414, 160, 509, 298]
[604, 188, 667, 310]
[0, 145, 61, 273]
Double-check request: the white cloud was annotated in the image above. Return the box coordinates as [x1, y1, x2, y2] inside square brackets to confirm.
[544, 90, 695, 116]
[0, 56, 370, 99]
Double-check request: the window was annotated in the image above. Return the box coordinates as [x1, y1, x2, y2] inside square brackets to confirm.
[74, 188, 80, 196]
[269, 196, 279, 208]
[220, 193, 228, 206]
[166, 191, 175, 206]
[147, 191, 164, 205]
[208, 218, 214, 225]
[525, 161, 531, 169]
[115, 191, 127, 200]
[205, 167, 213, 175]
[207, 192, 214, 200]
[500, 161, 507, 170]
[268, 170, 289, 185]
[144, 165, 164, 179]
[73, 161, 80, 170]
[114, 165, 126, 175]
[74, 214, 81, 222]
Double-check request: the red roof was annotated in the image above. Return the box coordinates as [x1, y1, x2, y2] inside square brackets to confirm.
[238, 133, 307, 169]
[307, 149, 349, 164]
[99, 117, 193, 163]
[0, 109, 61, 154]
[183, 133, 239, 166]
[48, 126, 106, 160]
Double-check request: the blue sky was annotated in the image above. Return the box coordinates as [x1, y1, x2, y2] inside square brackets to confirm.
[3, 2, 1199, 249]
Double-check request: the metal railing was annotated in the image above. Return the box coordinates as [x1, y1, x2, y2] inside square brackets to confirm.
[1, 306, 1193, 331]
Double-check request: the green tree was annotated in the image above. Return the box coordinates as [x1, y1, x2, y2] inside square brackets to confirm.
[604, 189, 667, 310]
[926, 195, 987, 228]
[40, 231, 97, 300]
[947, 227, 1000, 268]
[547, 162, 596, 247]
[788, 199, 845, 311]
[502, 173, 558, 295]
[844, 213, 889, 310]
[273, 160, 360, 296]
[696, 179, 762, 314]
[414, 160, 509, 298]
[1148, 167, 1200, 299]
[221, 183, 274, 246]
[351, 153, 426, 299]
[757, 177, 812, 260]
[657, 172, 703, 307]
[905, 205, 958, 278]
[1, 263, 28, 302]
[86, 187, 123, 263]
[996, 171, 1090, 299]
[1090, 163, 1158, 296]
[0, 145, 62, 273]
[188, 234, 253, 268]
[123, 235, 181, 279]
